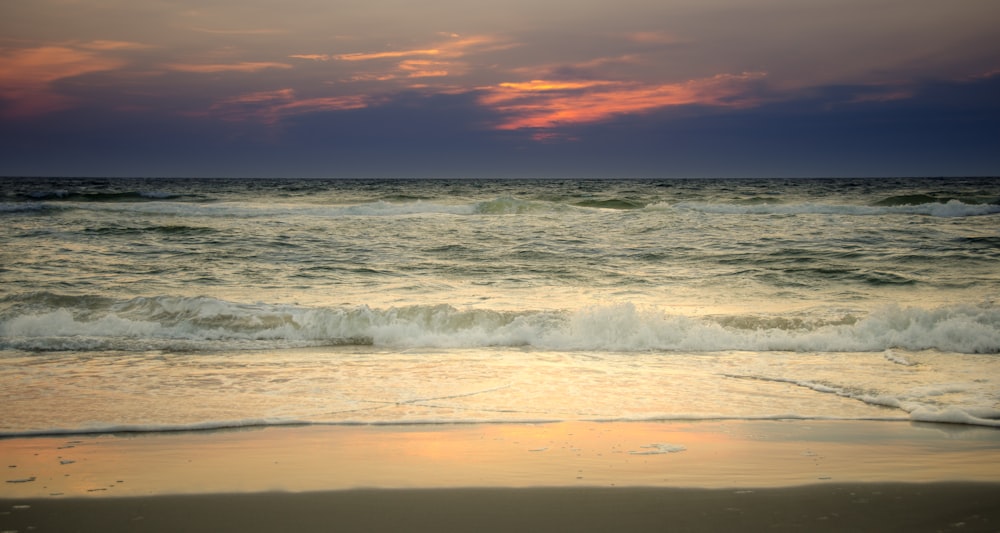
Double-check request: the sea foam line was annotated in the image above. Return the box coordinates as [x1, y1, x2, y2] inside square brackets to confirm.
[0, 414, 917, 439]
[722, 374, 1000, 428]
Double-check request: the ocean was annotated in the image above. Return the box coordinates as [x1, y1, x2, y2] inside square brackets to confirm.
[1, 176, 999, 436]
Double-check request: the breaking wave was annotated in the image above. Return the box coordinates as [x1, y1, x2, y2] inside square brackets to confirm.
[2, 294, 997, 354]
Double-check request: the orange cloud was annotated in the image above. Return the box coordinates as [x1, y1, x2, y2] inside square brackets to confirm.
[79, 40, 155, 51]
[334, 34, 506, 63]
[348, 73, 398, 82]
[290, 54, 331, 61]
[335, 49, 441, 62]
[479, 72, 766, 131]
[0, 44, 128, 117]
[310, 33, 510, 84]
[165, 61, 293, 73]
[205, 88, 368, 123]
[398, 60, 450, 78]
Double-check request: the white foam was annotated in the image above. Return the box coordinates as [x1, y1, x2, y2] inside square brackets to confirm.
[908, 406, 1000, 427]
[3, 298, 998, 354]
[883, 349, 918, 366]
[723, 374, 1000, 428]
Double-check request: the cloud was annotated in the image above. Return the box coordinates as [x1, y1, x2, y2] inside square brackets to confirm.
[398, 60, 451, 78]
[0, 44, 128, 117]
[289, 54, 332, 61]
[478, 72, 767, 132]
[626, 31, 681, 45]
[78, 40, 155, 51]
[511, 54, 642, 81]
[334, 49, 442, 62]
[333, 34, 508, 63]
[203, 88, 368, 123]
[165, 61, 293, 73]
[189, 27, 286, 36]
[289, 33, 512, 85]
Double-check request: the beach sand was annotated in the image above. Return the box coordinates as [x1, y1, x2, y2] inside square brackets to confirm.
[4, 484, 1000, 532]
[3, 421, 1000, 531]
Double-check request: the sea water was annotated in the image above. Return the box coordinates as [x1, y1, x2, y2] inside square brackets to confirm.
[1, 177, 998, 435]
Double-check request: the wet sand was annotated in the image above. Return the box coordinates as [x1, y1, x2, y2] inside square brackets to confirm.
[4, 483, 1000, 532]
[2, 421, 1000, 531]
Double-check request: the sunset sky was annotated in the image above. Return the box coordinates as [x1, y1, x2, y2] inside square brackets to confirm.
[1, 0, 998, 178]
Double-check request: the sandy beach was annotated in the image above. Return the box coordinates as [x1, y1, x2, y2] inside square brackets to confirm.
[4, 483, 1000, 532]
[3, 420, 1000, 531]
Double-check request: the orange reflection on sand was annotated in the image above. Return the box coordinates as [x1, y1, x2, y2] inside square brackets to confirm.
[479, 72, 766, 132]
[4, 421, 1000, 497]
[0, 423, 742, 496]
[327, 422, 743, 488]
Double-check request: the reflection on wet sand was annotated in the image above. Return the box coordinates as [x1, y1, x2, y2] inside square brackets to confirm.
[3, 420, 1000, 498]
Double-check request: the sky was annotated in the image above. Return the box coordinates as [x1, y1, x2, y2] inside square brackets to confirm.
[1, 0, 998, 178]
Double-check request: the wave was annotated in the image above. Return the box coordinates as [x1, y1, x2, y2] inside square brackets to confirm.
[572, 198, 646, 210]
[9, 188, 998, 219]
[0, 202, 54, 215]
[662, 199, 1000, 218]
[2, 294, 997, 354]
[82, 224, 217, 236]
[10, 198, 499, 218]
[873, 193, 1000, 207]
[474, 196, 565, 214]
[8, 196, 572, 218]
[20, 190, 186, 202]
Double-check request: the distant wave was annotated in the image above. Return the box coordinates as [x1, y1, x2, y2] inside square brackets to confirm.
[474, 197, 565, 214]
[663, 200, 1000, 218]
[17, 195, 997, 220]
[572, 198, 646, 210]
[2, 294, 997, 354]
[872, 193, 1000, 207]
[20, 190, 186, 202]
[0, 202, 54, 215]
[6, 196, 567, 218]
